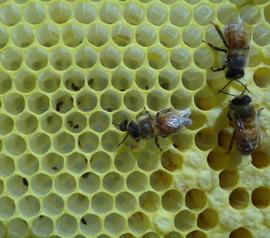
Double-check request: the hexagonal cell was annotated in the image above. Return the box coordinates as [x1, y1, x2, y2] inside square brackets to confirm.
[0, 114, 13, 135]
[80, 214, 101, 236]
[147, 89, 169, 111]
[183, 26, 204, 48]
[0, 154, 15, 177]
[79, 172, 100, 194]
[62, 23, 84, 47]
[160, 24, 180, 48]
[148, 46, 169, 69]
[41, 112, 62, 134]
[65, 112, 87, 133]
[123, 46, 145, 69]
[159, 68, 180, 91]
[0, 196, 15, 219]
[127, 171, 148, 192]
[42, 152, 64, 174]
[103, 172, 124, 193]
[229, 187, 249, 209]
[91, 192, 113, 214]
[89, 111, 110, 133]
[24, 2, 45, 24]
[50, 48, 72, 71]
[170, 4, 192, 27]
[38, 70, 60, 93]
[174, 210, 196, 231]
[143, 232, 161, 238]
[37, 24, 60, 47]
[67, 152, 87, 174]
[1, 47, 22, 71]
[195, 128, 216, 151]
[49, 2, 71, 24]
[42, 193, 64, 216]
[12, 24, 34, 47]
[217, 4, 238, 25]
[240, 5, 261, 25]
[164, 231, 183, 238]
[55, 214, 77, 237]
[147, 3, 168, 26]
[101, 130, 122, 152]
[121, 233, 136, 238]
[115, 192, 137, 213]
[25, 47, 48, 71]
[28, 92, 49, 114]
[172, 131, 193, 151]
[162, 189, 183, 212]
[124, 90, 144, 112]
[128, 212, 150, 234]
[112, 23, 133, 47]
[139, 191, 160, 212]
[78, 132, 99, 153]
[52, 92, 73, 113]
[75, 46, 97, 69]
[197, 208, 219, 230]
[207, 150, 228, 171]
[32, 216, 54, 237]
[170, 47, 191, 70]
[54, 173, 76, 195]
[194, 47, 215, 69]
[194, 4, 214, 25]
[171, 89, 192, 110]
[111, 67, 133, 92]
[7, 218, 29, 238]
[90, 151, 111, 173]
[124, 2, 144, 25]
[14, 70, 36, 93]
[4, 134, 26, 156]
[18, 195, 40, 217]
[76, 91, 97, 112]
[87, 22, 109, 47]
[67, 193, 89, 215]
[31, 173, 52, 196]
[29, 132, 51, 154]
[251, 150, 270, 168]
[229, 227, 253, 238]
[136, 23, 157, 47]
[253, 23, 270, 46]
[185, 189, 207, 210]
[252, 187, 270, 208]
[150, 170, 172, 191]
[17, 154, 38, 176]
[186, 230, 207, 238]
[104, 213, 125, 235]
[0, 71, 12, 94]
[6, 175, 28, 197]
[74, 2, 96, 24]
[219, 169, 239, 189]
[194, 87, 217, 110]
[63, 69, 85, 92]
[87, 67, 109, 91]
[182, 68, 204, 91]
[115, 150, 136, 173]
[0, 4, 21, 26]
[0, 28, 9, 49]
[264, 4, 270, 24]
[253, 67, 270, 88]
[100, 46, 122, 69]
[99, 2, 120, 24]
[161, 150, 183, 172]
[135, 67, 156, 90]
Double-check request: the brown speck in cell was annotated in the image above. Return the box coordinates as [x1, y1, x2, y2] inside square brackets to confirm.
[82, 172, 89, 179]
[73, 124, 79, 129]
[52, 166, 58, 171]
[56, 101, 64, 112]
[71, 83, 80, 91]
[145, 86, 149, 90]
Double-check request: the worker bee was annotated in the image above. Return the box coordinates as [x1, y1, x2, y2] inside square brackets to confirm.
[226, 94, 263, 155]
[203, 20, 251, 93]
[114, 107, 192, 151]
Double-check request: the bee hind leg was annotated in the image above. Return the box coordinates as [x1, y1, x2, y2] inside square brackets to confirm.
[236, 80, 250, 93]
[155, 137, 163, 152]
[226, 129, 236, 154]
[210, 21, 229, 48]
[202, 40, 227, 53]
[217, 79, 233, 95]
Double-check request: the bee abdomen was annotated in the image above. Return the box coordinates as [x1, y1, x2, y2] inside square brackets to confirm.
[236, 130, 259, 155]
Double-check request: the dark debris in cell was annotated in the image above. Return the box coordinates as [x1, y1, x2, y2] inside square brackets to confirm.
[23, 178, 28, 186]
[81, 217, 87, 225]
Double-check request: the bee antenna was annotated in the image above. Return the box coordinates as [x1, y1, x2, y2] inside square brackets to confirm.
[219, 91, 238, 97]
[117, 134, 129, 148]
[112, 122, 121, 127]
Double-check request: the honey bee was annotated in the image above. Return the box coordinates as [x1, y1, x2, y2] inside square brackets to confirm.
[203, 20, 251, 93]
[226, 94, 263, 155]
[114, 107, 192, 151]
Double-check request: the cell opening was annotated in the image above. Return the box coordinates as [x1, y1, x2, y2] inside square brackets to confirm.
[147, 90, 169, 111]
[25, 47, 48, 71]
[55, 214, 77, 237]
[63, 24, 84, 47]
[54, 173, 76, 195]
[127, 171, 148, 192]
[65, 112, 87, 133]
[135, 67, 156, 90]
[174, 210, 196, 231]
[1, 47, 22, 71]
[219, 169, 239, 189]
[0, 196, 15, 218]
[42, 152, 64, 174]
[91, 192, 113, 214]
[147, 3, 168, 26]
[63, 70, 85, 92]
[197, 208, 219, 230]
[0, 114, 13, 135]
[139, 191, 160, 212]
[252, 187, 270, 208]
[50, 48, 72, 71]
[124, 90, 144, 112]
[171, 89, 192, 110]
[37, 24, 59, 47]
[100, 46, 121, 69]
[74, 2, 96, 24]
[29, 133, 51, 154]
[4, 134, 26, 156]
[229, 187, 249, 209]
[24, 2, 45, 24]
[7, 218, 29, 238]
[52, 92, 73, 113]
[229, 227, 253, 238]
[170, 5, 192, 27]
[194, 88, 216, 110]
[0, 4, 21, 26]
[76, 91, 97, 112]
[194, 4, 214, 26]
[79, 172, 100, 194]
[136, 23, 157, 47]
[67, 193, 89, 215]
[186, 230, 207, 238]
[49, 2, 71, 24]
[80, 214, 101, 236]
[0, 28, 9, 49]
[185, 189, 207, 210]
[6, 175, 28, 197]
[28, 92, 49, 114]
[78, 132, 99, 153]
[115, 151, 136, 173]
[76, 47, 97, 69]
[87, 22, 109, 47]
[18, 154, 39, 176]
[103, 172, 124, 193]
[112, 23, 133, 47]
[32, 216, 54, 237]
[253, 67, 270, 88]
[160, 24, 180, 47]
[99, 2, 120, 24]
[128, 212, 150, 234]
[12, 24, 34, 47]
[162, 189, 183, 212]
[161, 149, 183, 172]
[148, 46, 168, 69]
[18, 195, 40, 217]
[89, 111, 110, 132]
[182, 69, 204, 91]
[41, 112, 62, 134]
[195, 128, 216, 151]
[38, 70, 60, 93]
[123, 47, 145, 69]
[42, 193, 64, 216]
[90, 151, 111, 173]
[170, 48, 191, 70]
[150, 170, 172, 191]
[31, 173, 52, 196]
[124, 2, 144, 25]
[88, 67, 109, 91]
[0, 71, 12, 94]
[172, 131, 194, 151]
[14, 70, 36, 93]
[67, 152, 87, 174]
[183, 26, 204, 48]
[207, 150, 228, 171]
[0, 155, 15, 177]
[115, 192, 136, 213]
[251, 150, 270, 168]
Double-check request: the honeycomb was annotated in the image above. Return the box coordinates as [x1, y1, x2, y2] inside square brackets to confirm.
[0, 0, 269, 238]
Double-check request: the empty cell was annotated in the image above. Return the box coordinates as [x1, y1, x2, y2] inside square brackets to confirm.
[105, 213, 125, 235]
[6, 175, 28, 197]
[31, 173, 52, 196]
[14, 70, 36, 93]
[90, 151, 111, 173]
[67, 193, 89, 215]
[49, 2, 71, 24]
[229, 187, 249, 209]
[78, 132, 99, 153]
[150, 170, 172, 191]
[135, 67, 156, 90]
[160, 25, 181, 48]
[138, 151, 159, 171]
[54, 173, 76, 195]
[0, 154, 15, 177]
[64, 69, 85, 92]
[50, 48, 72, 70]
[251, 150, 270, 168]
[65, 112, 86, 133]
[99, 2, 120, 24]
[28, 92, 49, 114]
[115, 151, 136, 173]
[159, 68, 179, 90]
[218, 128, 232, 151]
[67, 152, 87, 174]
[91, 192, 113, 214]
[195, 128, 216, 151]
[128, 212, 150, 234]
[124, 90, 144, 112]
[97, 235, 110, 238]
[24, 2, 45, 24]
[100, 46, 121, 69]
[194, 4, 214, 26]
[121, 233, 136, 238]
[148, 46, 168, 69]
[115, 192, 137, 213]
[87, 22, 109, 47]
[89, 111, 110, 132]
[172, 131, 193, 151]
[253, 67, 270, 88]
[42, 193, 64, 216]
[79, 172, 100, 194]
[161, 150, 183, 172]
[88, 67, 109, 91]
[183, 26, 204, 48]
[127, 171, 148, 192]
[164, 231, 183, 238]
[139, 191, 160, 212]
[112, 23, 133, 47]
[182, 68, 204, 91]
[1, 47, 22, 71]
[38, 70, 60, 93]
[0, 28, 8, 49]
[136, 23, 157, 47]
[123, 46, 145, 69]
[55, 214, 77, 237]
[53, 92, 73, 114]
[240, 5, 261, 25]
[112, 67, 133, 92]
[0, 196, 15, 219]
[147, 89, 169, 111]
[29, 132, 51, 154]
[185, 189, 207, 210]
[249, 45, 263, 67]
[189, 110, 207, 130]
[217, 5, 238, 25]
[80, 214, 101, 236]
[147, 3, 168, 26]
[197, 208, 219, 230]
[4, 134, 26, 156]
[37, 24, 60, 47]
[103, 172, 124, 193]
[194, 88, 216, 110]
[265, 4, 270, 24]
[253, 23, 270, 46]
[74, 2, 96, 24]
[25, 47, 48, 71]
[207, 150, 228, 171]
[32, 216, 54, 237]
[42, 152, 64, 174]
[143, 232, 160, 238]
[0, 71, 12, 94]
[124, 2, 144, 25]
[252, 187, 270, 208]
[162, 189, 183, 212]
[18, 154, 39, 176]
[76, 91, 97, 112]
[18, 195, 40, 217]
[101, 90, 121, 112]
[7, 218, 29, 238]
[229, 227, 253, 238]
[41, 112, 62, 134]
[0, 114, 13, 135]
[219, 169, 239, 189]
[194, 47, 215, 69]
[186, 230, 207, 238]
[75, 46, 97, 69]
[63, 24, 84, 47]
[12, 24, 34, 47]
[170, 4, 192, 27]
[0, 4, 21, 26]
[170, 48, 191, 70]
[171, 89, 192, 110]
[174, 210, 196, 231]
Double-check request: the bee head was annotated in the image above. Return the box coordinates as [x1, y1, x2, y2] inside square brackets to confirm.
[225, 68, 244, 79]
[119, 120, 129, 132]
[127, 121, 140, 139]
[231, 95, 251, 106]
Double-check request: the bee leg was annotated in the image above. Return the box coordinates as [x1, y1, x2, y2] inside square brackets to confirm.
[144, 107, 152, 118]
[210, 21, 229, 48]
[202, 40, 227, 53]
[235, 79, 250, 93]
[211, 65, 226, 72]
[155, 137, 162, 152]
[257, 107, 264, 117]
[226, 129, 236, 154]
[217, 79, 233, 94]
[117, 134, 129, 148]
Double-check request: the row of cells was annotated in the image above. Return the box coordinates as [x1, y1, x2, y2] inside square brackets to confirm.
[1, 2, 270, 28]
